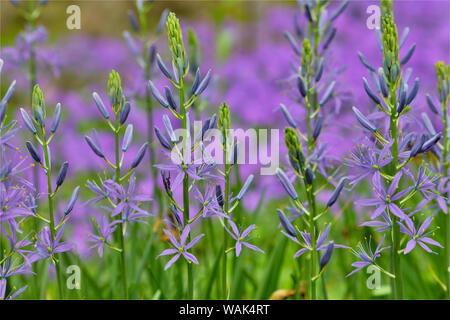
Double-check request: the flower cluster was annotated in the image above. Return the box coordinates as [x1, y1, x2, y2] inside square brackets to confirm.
[84, 69, 151, 299]
[275, 0, 350, 300]
[348, 0, 444, 299]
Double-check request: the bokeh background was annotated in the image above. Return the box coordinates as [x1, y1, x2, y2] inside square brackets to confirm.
[1, 0, 449, 299]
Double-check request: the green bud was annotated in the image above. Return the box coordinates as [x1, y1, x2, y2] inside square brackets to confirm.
[301, 38, 313, 70]
[218, 102, 230, 132]
[380, 0, 393, 15]
[381, 9, 399, 85]
[32, 84, 46, 124]
[166, 12, 187, 75]
[107, 70, 124, 112]
[284, 127, 305, 172]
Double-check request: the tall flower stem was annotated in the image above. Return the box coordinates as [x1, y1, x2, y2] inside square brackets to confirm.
[388, 90, 403, 299]
[26, 3, 41, 299]
[442, 96, 449, 299]
[223, 133, 230, 299]
[178, 78, 193, 299]
[41, 129, 64, 299]
[305, 69, 318, 300]
[114, 115, 128, 299]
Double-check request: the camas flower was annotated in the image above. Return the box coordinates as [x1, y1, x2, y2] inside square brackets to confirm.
[344, 141, 393, 187]
[398, 216, 443, 254]
[346, 235, 390, 277]
[30, 227, 72, 262]
[88, 216, 117, 258]
[0, 224, 33, 264]
[157, 224, 204, 270]
[102, 174, 152, 220]
[282, 223, 348, 259]
[193, 184, 228, 219]
[0, 278, 27, 300]
[360, 210, 392, 232]
[404, 166, 443, 201]
[0, 183, 34, 223]
[356, 171, 411, 220]
[224, 220, 264, 257]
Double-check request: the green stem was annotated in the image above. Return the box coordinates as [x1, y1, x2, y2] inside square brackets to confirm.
[223, 134, 230, 299]
[305, 67, 318, 300]
[179, 78, 193, 299]
[442, 97, 449, 299]
[114, 116, 128, 299]
[389, 92, 403, 299]
[41, 130, 64, 299]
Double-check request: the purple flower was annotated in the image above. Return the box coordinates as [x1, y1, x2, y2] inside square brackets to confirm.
[193, 184, 228, 218]
[30, 227, 72, 262]
[88, 216, 117, 258]
[102, 174, 152, 220]
[398, 216, 443, 254]
[344, 141, 393, 186]
[282, 224, 348, 259]
[224, 220, 264, 257]
[0, 224, 33, 264]
[0, 278, 27, 300]
[157, 225, 204, 270]
[0, 182, 34, 223]
[405, 166, 442, 201]
[346, 235, 390, 277]
[357, 171, 411, 220]
[85, 179, 109, 206]
[360, 210, 392, 232]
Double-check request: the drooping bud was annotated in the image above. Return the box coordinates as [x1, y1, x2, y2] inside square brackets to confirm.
[236, 175, 254, 200]
[357, 51, 376, 72]
[297, 76, 307, 97]
[277, 209, 296, 237]
[284, 31, 301, 56]
[420, 134, 441, 153]
[148, 81, 169, 108]
[26, 141, 41, 163]
[131, 143, 148, 168]
[92, 92, 110, 119]
[363, 77, 381, 105]
[305, 166, 314, 185]
[122, 124, 133, 152]
[216, 185, 224, 208]
[410, 134, 425, 158]
[280, 104, 297, 128]
[56, 161, 69, 188]
[155, 127, 172, 150]
[119, 101, 131, 125]
[319, 81, 336, 106]
[51, 103, 62, 133]
[20, 108, 37, 134]
[276, 168, 298, 200]
[352, 106, 377, 132]
[127, 10, 140, 32]
[85, 136, 104, 158]
[319, 241, 335, 270]
[64, 186, 80, 215]
[326, 177, 347, 207]
[156, 54, 173, 80]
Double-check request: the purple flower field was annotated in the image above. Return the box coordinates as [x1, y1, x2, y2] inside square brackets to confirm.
[0, 0, 449, 301]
